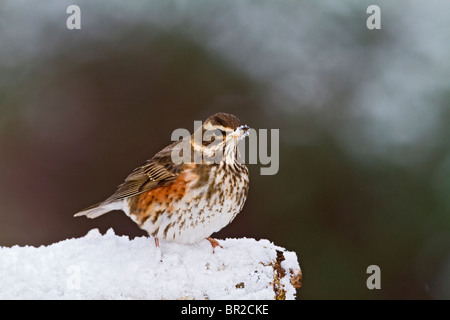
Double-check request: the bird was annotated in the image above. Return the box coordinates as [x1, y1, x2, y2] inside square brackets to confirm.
[74, 112, 250, 250]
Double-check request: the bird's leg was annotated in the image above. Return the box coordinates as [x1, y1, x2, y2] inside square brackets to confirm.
[154, 237, 160, 248]
[207, 237, 223, 253]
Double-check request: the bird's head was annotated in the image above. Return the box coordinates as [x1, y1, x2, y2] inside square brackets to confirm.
[195, 112, 249, 164]
[202, 112, 249, 143]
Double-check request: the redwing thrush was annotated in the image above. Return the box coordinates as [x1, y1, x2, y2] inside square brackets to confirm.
[75, 113, 250, 249]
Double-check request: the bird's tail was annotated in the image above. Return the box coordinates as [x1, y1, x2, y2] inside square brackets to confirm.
[74, 201, 123, 219]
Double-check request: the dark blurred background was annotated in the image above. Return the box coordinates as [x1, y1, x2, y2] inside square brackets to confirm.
[1, 0, 450, 299]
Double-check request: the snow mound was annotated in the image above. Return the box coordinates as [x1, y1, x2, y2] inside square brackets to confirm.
[0, 229, 301, 300]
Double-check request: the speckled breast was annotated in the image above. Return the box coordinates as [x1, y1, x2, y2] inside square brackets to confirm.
[126, 163, 249, 244]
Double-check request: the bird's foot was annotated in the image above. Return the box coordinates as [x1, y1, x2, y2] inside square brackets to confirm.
[206, 237, 223, 253]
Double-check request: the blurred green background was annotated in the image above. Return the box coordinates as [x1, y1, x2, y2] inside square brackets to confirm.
[1, 0, 450, 299]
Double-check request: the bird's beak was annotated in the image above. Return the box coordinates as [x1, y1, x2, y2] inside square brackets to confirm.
[233, 125, 250, 139]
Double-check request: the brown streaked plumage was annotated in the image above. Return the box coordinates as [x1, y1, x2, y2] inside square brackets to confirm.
[75, 113, 250, 249]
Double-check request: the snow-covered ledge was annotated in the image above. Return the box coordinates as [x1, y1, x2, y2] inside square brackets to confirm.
[0, 229, 302, 300]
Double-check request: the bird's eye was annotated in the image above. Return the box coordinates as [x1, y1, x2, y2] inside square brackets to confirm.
[212, 129, 227, 136]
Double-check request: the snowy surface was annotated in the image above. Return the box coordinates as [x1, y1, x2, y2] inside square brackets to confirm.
[0, 229, 301, 300]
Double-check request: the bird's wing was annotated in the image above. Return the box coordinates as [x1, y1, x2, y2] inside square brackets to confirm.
[104, 140, 186, 202]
